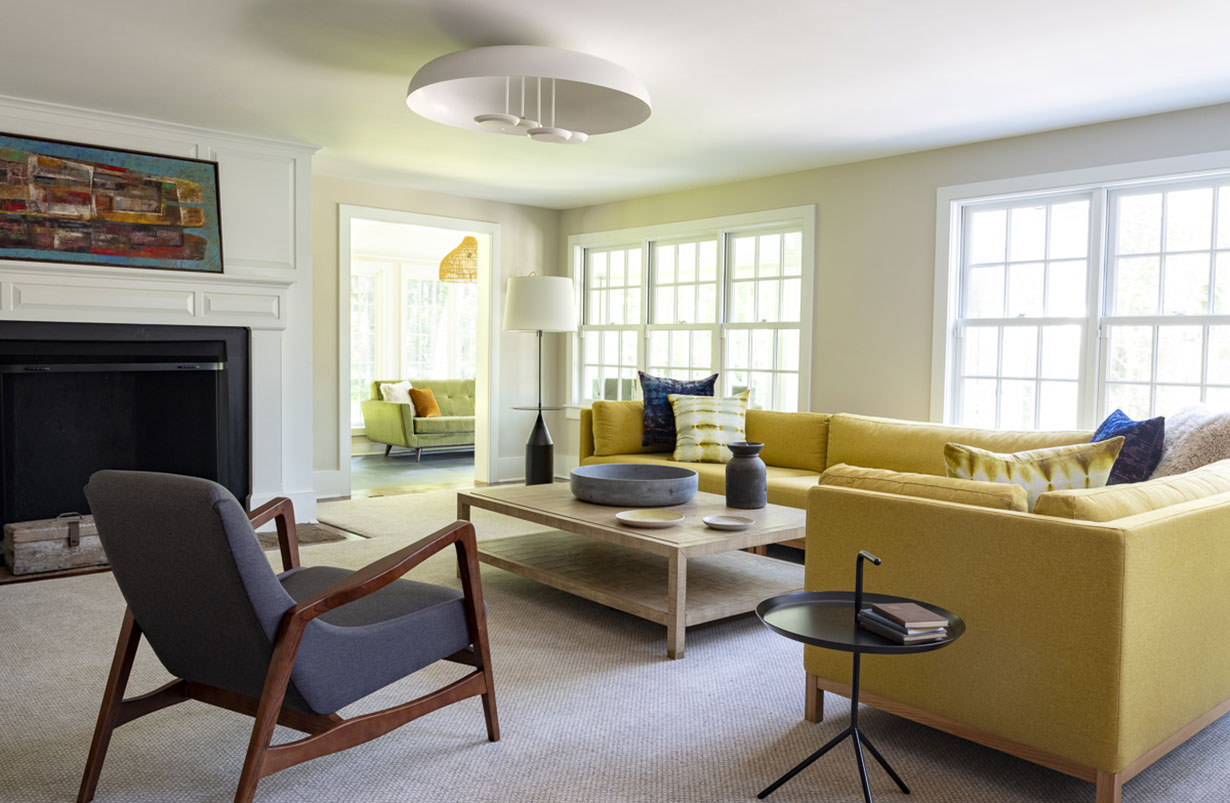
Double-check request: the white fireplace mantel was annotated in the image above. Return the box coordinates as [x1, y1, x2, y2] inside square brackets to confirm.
[0, 95, 319, 520]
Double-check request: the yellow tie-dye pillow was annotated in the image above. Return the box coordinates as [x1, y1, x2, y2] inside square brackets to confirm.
[944, 437, 1124, 512]
[669, 391, 750, 463]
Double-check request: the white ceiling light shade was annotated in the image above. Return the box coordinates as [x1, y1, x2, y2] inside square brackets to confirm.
[407, 45, 651, 144]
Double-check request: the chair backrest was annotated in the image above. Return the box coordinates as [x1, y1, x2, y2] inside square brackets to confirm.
[369, 378, 476, 416]
[85, 471, 295, 700]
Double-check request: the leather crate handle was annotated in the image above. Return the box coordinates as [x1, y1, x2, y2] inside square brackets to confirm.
[56, 512, 83, 548]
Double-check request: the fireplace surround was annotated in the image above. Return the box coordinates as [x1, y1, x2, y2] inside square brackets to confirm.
[0, 321, 249, 526]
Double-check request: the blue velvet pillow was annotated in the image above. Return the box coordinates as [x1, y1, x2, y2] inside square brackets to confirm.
[1091, 409, 1165, 484]
[639, 371, 718, 447]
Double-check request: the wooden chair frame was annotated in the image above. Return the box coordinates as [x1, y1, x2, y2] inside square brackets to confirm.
[78, 499, 499, 803]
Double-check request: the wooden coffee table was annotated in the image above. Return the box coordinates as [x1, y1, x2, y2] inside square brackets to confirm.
[457, 483, 805, 659]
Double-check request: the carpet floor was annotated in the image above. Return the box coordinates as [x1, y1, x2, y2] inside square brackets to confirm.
[1, 489, 1226, 802]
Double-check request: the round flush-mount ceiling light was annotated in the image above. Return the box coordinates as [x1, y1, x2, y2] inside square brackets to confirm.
[407, 45, 651, 144]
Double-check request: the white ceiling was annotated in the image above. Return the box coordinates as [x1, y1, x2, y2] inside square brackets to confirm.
[3, 1, 1229, 209]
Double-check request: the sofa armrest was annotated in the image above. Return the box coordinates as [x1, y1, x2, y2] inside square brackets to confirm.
[803, 484, 1230, 773]
[360, 400, 414, 447]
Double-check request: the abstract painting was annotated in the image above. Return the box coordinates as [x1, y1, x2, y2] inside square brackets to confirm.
[0, 132, 222, 273]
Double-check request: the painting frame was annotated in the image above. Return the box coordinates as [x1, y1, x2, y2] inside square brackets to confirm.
[0, 131, 224, 275]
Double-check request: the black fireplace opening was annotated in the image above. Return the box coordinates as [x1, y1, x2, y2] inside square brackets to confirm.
[0, 321, 250, 526]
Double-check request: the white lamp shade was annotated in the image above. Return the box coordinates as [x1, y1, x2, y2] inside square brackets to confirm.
[504, 275, 577, 332]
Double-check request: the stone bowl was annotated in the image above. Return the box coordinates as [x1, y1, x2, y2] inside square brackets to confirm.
[570, 464, 699, 507]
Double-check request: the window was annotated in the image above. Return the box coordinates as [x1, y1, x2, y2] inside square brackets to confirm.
[349, 258, 476, 428]
[571, 207, 814, 412]
[940, 167, 1230, 429]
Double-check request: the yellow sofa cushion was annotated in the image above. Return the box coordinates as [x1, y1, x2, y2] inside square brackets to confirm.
[826, 413, 1090, 476]
[1034, 458, 1230, 521]
[590, 401, 668, 457]
[944, 438, 1123, 511]
[580, 452, 819, 507]
[746, 410, 830, 473]
[819, 463, 1028, 511]
[669, 391, 748, 463]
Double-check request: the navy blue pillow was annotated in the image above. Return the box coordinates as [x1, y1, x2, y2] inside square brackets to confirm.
[1091, 409, 1165, 484]
[639, 371, 718, 447]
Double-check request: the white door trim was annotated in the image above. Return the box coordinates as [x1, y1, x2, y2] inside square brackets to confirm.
[336, 204, 501, 491]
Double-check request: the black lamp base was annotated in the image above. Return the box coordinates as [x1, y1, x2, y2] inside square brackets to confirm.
[525, 412, 554, 485]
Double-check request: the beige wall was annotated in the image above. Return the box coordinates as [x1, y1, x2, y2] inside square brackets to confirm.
[313, 175, 559, 491]
[556, 102, 1230, 460]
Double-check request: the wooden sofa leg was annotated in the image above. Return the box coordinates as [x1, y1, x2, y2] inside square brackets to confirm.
[1095, 770, 1122, 803]
[384, 444, 392, 457]
[415, 447, 423, 463]
[804, 672, 824, 723]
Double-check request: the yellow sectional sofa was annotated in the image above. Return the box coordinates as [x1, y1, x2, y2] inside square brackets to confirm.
[579, 403, 1230, 800]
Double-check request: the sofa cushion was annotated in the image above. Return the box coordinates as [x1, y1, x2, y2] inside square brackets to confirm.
[1151, 403, 1230, 478]
[412, 416, 474, 435]
[944, 438, 1123, 511]
[1091, 409, 1165, 484]
[820, 463, 1028, 511]
[379, 380, 412, 405]
[1034, 458, 1230, 521]
[638, 370, 717, 447]
[591, 401, 668, 457]
[579, 452, 819, 507]
[747, 410, 830, 473]
[669, 392, 748, 463]
[826, 413, 1091, 476]
[409, 387, 441, 417]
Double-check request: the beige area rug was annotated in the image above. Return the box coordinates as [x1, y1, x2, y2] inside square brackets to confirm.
[1, 488, 1227, 802]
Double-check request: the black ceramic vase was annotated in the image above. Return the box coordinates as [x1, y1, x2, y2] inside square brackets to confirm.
[725, 441, 767, 509]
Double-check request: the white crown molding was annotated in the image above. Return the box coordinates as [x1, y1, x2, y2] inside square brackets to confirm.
[0, 93, 319, 156]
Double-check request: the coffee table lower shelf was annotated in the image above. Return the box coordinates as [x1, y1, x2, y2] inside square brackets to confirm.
[477, 530, 804, 655]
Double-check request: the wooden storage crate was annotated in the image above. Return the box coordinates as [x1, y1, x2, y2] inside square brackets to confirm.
[2, 513, 107, 576]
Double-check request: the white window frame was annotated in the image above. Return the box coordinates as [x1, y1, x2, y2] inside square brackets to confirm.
[567, 205, 816, 412]
[933, 150, 1230, 428]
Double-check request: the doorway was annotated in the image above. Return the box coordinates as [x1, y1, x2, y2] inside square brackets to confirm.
[338, 206, 499, 496]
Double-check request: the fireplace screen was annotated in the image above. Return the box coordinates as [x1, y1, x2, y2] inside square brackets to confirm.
[0, 322, 250, 526]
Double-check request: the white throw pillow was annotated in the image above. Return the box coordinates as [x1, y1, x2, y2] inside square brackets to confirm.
[379, 380, 413, 405]
[1151, 404, 1230, 477]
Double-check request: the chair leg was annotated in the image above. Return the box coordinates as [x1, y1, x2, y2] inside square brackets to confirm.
[805, 672, 825, 723]
[233, 617, 305, 803]
[384, 444, 392, 457]
[455, 528, 499, 742]
[415, 447, 423, 463]
[78, 609, 142, 803]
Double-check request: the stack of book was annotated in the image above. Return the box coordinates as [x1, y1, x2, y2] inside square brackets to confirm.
[858, 601, 948, 644]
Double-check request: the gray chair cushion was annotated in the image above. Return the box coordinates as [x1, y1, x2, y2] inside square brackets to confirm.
[86, 471, 297, 704]
[279, 567, 472, 714]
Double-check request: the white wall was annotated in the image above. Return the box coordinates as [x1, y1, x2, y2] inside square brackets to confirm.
[555, 101, 1230, 460]
[312, 174, 561, 493]
[0, 95, 318, 519]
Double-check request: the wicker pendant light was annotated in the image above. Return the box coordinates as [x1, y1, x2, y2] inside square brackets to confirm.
[439, 235, 478, 283]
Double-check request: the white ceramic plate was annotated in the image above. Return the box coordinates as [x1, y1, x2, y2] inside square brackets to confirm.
[703, 515, 755, 531]
[616, 509, 685, 528]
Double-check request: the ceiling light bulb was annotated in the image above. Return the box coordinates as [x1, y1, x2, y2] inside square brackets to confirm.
[528, 126, 572, 143]
[474, 112, 521, 132]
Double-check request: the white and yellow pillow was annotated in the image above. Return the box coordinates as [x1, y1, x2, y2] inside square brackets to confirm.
[944, 437, 1124, 511]
[669, 391, 749, 463]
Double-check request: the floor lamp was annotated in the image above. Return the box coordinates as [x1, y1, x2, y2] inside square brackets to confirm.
[504, 275, 578, 485]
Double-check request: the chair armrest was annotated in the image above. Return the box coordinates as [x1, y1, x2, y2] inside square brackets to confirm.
[249, 497, 299, 571]
[289, 520, 478, 624]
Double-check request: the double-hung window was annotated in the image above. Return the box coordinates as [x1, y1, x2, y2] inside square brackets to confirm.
[572, 207, 814, 412]
[939, 165, 1230, 429]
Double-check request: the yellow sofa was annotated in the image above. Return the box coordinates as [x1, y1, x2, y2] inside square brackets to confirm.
[579, 404, 1230, 800]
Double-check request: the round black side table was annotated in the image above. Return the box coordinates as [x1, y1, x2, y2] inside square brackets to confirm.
[756, 581, 964, 802]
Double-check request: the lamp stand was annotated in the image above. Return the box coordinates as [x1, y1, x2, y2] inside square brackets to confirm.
[525, 329, 554, 485]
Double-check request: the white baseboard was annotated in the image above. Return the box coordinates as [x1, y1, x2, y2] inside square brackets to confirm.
[250, 488, 318, 528]
[312, 469, 349, 502]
